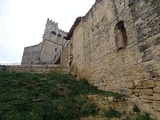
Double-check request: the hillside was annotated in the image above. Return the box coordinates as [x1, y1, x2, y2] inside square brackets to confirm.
[0, 72, 154, 120]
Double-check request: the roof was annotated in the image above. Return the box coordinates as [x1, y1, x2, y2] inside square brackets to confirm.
[65, 17, 82, 40]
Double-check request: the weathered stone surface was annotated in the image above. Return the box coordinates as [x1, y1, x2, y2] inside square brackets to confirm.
[144, 64, 153, 72]
[108, 96, 114, 102]
[156, 112, 160, 120]
[134, 80, 142, 87]
[6, 65, 70, 74]
[120, 88, 133, 95]
[153, 101, 160, 111]
[151, 72, 159, 78]
[155, 81, 160, 86]
[127, 82, 134, 88]
[143, 80, 155, 88]
[153, 86, 160, 93]
[153, 94, 160, 100]
[141, 89, 153, 95]
[141, 95, 154, 100]
[134, 89, 141, 93]
[141, 99, 153, 103]
[141, 102, 153, 113]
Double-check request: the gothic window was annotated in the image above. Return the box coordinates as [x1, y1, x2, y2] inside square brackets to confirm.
[115, 20, 127, 50]
[55, 48, 57, 52]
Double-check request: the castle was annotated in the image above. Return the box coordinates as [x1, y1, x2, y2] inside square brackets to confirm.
[22, 0, 160, 119]
[21, 18, 69, 65]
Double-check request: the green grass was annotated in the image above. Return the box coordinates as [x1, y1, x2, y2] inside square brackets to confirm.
[0, 72, 125, 120]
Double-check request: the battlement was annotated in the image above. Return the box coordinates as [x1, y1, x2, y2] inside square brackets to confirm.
[46, 18, 58, 28]
[45, 18, 67, 36]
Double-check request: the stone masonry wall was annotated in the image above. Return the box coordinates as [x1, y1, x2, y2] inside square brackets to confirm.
[60, 42, 70, 68]
[21, 42, 42, 65]
[0, 65, 70, 74]
[70, 0, 160, 118]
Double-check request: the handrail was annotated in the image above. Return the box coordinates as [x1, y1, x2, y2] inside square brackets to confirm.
[52, 40, 69, 63]
[36, 40, 70, 65]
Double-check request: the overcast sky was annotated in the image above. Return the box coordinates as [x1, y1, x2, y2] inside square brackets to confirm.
[0, 0, 95, 63]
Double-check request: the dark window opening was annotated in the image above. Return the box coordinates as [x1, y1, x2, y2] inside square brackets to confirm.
[51, 31, 56, 35]
[58, 33, 62, 37]
[55, 48, 57, 52]
[63, 36, 67, 40]
[115, 20, 127, 50]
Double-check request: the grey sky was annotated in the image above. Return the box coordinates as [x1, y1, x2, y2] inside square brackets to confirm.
[0, 0, 95, 63]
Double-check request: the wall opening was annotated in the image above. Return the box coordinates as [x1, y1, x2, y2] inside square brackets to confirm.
[115, 20, 127, 50]
[51, 31, 56, 35]
[58, 33, 62, 37]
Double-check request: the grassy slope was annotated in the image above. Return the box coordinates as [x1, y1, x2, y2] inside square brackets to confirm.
[0, 72, 154, 120]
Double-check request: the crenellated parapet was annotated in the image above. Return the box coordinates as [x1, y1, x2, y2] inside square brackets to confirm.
[44, 18, 68, 40]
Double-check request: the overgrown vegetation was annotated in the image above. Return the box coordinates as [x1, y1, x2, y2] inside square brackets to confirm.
[104, 107, 123, 118]
[133, 105, 141, 113]
[136, 113, 154, 120]
[0, 72, 125, 120]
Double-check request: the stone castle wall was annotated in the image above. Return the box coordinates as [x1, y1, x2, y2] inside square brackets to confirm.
[21, 42, 42, 65]
[0, 65, 70, 74]
[69, 0, 160, 118]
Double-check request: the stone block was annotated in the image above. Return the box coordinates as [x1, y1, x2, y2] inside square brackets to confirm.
[134, 89, 141, 93]
[127, 82, 134, 88]
[155, 81, 160, 86]
[120, 88, 133, 95]
[153, 86, 160, 93]
[134, 80, 142, 87]
[153, 94, 160, 100]
[141, 89, 153, 95]
[141, 99, 153, 103]
[141, 95, 154, 100]
[144, 64, 153, 72]
[153, 101, 160, 111]
[153, 78, 160, 81]
[143, 80, 155, 88]
[151, 72, 159, 78]
[141, 102, 153, 113]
